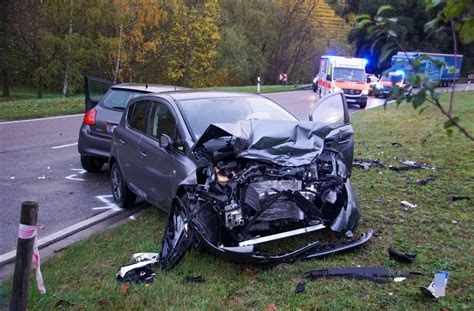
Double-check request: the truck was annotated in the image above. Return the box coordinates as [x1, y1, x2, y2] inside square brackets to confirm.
[317, 55, 368, 109]
[391, 52, 463, 87]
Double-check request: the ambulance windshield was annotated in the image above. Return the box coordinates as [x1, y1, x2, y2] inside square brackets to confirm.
[333, 68, 365, 82]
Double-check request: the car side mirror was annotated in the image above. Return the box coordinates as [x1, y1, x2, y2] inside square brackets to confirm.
[327, 74, 332, 81]
[159, 134, 173, 149]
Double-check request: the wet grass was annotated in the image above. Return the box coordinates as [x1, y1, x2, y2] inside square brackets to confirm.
[0, 92, 473, 310]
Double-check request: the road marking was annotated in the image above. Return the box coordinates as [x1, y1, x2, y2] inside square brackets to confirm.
[0, 113, 83, 125]
[0, 208, 124, 265]
[51, 142, 78, 149]
[65, 168, 86, 181]
[92, 195, 122, 211]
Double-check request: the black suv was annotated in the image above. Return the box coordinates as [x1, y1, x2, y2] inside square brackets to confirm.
[78, 76, 185, 172]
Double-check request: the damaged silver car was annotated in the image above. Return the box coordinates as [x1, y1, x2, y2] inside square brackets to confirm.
[110, 91, 372, 272]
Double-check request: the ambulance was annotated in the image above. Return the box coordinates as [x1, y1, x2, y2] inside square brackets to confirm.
[317, 56, 369, 109]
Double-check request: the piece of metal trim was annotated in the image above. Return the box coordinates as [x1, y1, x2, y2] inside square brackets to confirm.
[238, 224, 326, 247]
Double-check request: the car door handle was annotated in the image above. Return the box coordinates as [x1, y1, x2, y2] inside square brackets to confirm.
[119, 139, 126, 145]
[140, 151, 148, 158]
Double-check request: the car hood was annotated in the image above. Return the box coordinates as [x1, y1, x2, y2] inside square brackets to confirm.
[192, 119, 334, 167]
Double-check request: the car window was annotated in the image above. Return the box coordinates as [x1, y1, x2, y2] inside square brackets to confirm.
[177, 97, 296, 140]
[147, 102, 184, 151]
[310, 94, 345, 128]
[128, 101, 151, 133]
[101, 89, 146, 109]
[333, 68, 365, 82]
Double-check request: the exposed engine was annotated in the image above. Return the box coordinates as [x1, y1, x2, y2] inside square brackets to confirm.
[191, 141, 349, 245]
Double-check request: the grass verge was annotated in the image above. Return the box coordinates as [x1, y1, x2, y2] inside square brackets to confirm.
[200, 84, 310, 93]
[1, 93, 473, 310]
[0, 85, 308, 121]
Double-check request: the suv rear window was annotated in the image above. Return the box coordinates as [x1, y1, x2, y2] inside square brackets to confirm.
[101, 89, 146, 110]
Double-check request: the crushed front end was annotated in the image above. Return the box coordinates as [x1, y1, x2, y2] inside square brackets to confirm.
[160, 120, 372, 269]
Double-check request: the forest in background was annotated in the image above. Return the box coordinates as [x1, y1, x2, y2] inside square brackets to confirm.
[0, 0, 352, 97]
[0, 0, 472, 98]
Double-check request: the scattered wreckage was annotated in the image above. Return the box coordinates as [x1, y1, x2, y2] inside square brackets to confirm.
[118, 116, 373, 281]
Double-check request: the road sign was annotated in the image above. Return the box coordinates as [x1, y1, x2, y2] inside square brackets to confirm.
[279, 73, 287, 82]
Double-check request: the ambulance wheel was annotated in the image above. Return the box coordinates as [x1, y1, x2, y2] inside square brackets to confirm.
[359, 101, 367, 109]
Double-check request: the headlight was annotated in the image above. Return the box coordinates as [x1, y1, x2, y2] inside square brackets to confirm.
[361, 89, 368, 95]
[334, 87, 342, 93]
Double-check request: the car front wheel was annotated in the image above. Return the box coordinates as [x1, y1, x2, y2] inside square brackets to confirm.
[81, 155, 104, 173]
[111, 162, 136, 209]
[359, 101, 367, 109]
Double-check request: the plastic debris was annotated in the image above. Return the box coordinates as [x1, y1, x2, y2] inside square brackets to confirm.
[391, 142, 402, 147]
[400, 201, 417, 209]
[184, 275, 205, 283]
[37, 175, 46, 180]
[421, 271, 449, 299]
[388, 246, 417, 263]
[353, 159, 387, 171]
[128, 215, 137, 221]
[417, 176, 436, 186]
[451, 195, 470, 202]
[10, 176, 15, 180]
[295, 281, 306, 293]
[393, 277, 406, 283]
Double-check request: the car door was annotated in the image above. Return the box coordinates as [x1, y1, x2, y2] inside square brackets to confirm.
[137, 100, 184, 210]
[309, 92, 354, 176]
[84, 76, 113, 111]
[115, 100, 151, 194]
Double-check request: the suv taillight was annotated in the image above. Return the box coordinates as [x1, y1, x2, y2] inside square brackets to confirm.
[83, 108, 97, 125]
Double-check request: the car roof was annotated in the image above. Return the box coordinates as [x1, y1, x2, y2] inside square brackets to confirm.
[111, 83, 187, 93]
[148, 90, 263, 101]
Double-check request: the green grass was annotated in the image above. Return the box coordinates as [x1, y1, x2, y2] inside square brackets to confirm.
[0, 85, 308, 121]
[1, 93, 473, 310]
[200, 84, 310, 93]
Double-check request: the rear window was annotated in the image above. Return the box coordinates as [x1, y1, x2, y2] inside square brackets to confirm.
[101, 89, 146, 110]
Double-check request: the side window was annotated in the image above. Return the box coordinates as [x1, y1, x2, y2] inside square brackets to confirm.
[310, 93, 345, 128]
[128, 101, 150, 133]
[147, 102, 184, 152]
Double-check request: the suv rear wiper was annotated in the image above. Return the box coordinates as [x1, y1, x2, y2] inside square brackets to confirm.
[112, 106, 125, 110]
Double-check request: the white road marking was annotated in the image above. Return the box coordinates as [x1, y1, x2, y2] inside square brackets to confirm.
[65, 168, 86, 181]
[92, 195, 122, 211]
[0, 208, 125, 265]
[51, 142, 78, 149]
[0, 113, 83, 125]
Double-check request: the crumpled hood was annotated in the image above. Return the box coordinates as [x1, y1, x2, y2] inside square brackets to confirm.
[193, 119, 333, 166]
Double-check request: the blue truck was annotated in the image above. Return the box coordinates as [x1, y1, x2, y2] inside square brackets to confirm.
[391, 52, 463, 87]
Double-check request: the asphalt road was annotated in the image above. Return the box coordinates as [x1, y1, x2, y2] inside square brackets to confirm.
[0, 86, 466, 254]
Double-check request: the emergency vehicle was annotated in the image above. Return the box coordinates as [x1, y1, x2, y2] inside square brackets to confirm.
[317, 56, 368, 109]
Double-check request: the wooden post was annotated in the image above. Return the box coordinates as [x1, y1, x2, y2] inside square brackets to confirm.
[9, 201, 39, 311]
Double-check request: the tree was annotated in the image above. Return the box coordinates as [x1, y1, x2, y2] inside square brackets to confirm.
[354, 4, 474, 141]
[0, 0, 11, 97]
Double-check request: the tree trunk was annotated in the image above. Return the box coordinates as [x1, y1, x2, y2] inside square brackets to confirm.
[448, 20, 458, 117]
[62, 0, 73, 98]
[2, 68, 10, 97]
[0, 0, 10, 97]
[113, 0, 125, 84]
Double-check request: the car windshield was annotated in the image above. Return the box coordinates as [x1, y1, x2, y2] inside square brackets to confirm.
[381, 74, 403, 83]
[101, 89, 146, 109]
[333, 68, 365, 82]
[177, 97, 297, 140]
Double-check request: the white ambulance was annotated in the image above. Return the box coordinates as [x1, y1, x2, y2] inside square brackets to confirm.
[317, 56, 369, 109]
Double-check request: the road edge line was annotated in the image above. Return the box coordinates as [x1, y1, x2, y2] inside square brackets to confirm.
[0, 208, 123, 265]
[0, 113, 83, 125]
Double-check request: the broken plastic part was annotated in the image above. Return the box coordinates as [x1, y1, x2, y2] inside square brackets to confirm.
[417, 176, 436, 186]
[388, 247, 416, 263]
[184, 275, 205, 283]
[116, 260, 157, 284]
[400, 201, 417, 209]
[302, 266, 423, 287]
[295, 281, 306, 293]
[421, 271, 449, 299]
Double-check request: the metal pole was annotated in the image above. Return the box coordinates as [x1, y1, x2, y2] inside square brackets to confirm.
[10, 202, 39, 311]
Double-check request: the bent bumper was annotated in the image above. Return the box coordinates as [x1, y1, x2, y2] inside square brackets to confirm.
[78, 125, 112, 159]
[197, 229, 373, 264]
